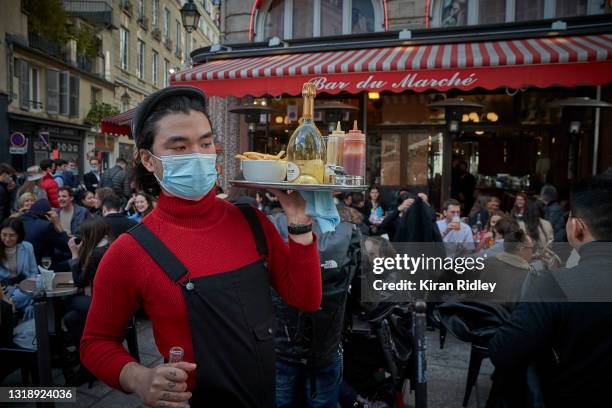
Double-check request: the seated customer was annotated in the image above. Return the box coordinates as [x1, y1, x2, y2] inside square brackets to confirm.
[0, 218, 38, 320]
[64, 217, 113, 386]
[102, 195, 137, 238]
[488, 175, 612, 408]
[437, 198, 475, 255]
[20, 199, 70, 268]
[124, 192, 154, 222]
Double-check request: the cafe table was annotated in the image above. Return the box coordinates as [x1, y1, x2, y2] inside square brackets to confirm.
[18, 272, 78, 400]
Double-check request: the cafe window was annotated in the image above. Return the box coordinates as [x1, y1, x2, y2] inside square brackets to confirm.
[257, 0, 384, 41]
[515, 0, 544, 21]
[555, 0, 588, 17]
[478, 0, 506, 24]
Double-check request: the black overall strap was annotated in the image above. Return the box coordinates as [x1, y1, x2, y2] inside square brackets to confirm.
[235, 204, 268, 259]
[127, 223, 188, 283]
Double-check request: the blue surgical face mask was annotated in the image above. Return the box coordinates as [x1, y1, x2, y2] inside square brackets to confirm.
[149, 151, 217, 201]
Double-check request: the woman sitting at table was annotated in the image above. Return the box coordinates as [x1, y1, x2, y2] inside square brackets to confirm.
[64, 216, 113, 386]
[511, 192, 528, 220]
[0, 217, 38, 321]
[124, 192, 155, 222]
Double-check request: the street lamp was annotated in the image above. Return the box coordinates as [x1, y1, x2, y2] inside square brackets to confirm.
[546, 97, 612, 179]
[180, 0, 201, 33]
[427, 97, 484, 205]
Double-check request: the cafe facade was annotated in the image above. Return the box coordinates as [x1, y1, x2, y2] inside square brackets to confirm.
[101, 11, 612, 210]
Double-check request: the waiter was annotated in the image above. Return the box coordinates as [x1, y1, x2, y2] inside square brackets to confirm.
[81, 86, 322, 407]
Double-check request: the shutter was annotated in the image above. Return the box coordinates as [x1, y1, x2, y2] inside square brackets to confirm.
[46, 69, 60, 115]
[59, 71, 70, 116]
[69, 75, 80, 117]
[19, 60, 30, 110]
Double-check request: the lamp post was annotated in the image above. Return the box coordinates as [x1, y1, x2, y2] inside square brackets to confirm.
[547, 97, 612, 180]
[427, 98, 484, 206]
[180, 0, 201, 33]
[229, 100, 275, 151]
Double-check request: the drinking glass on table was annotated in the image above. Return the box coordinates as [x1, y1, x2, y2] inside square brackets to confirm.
[41, 256, 52, 270]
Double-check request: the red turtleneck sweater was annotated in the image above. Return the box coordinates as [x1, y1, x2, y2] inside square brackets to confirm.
[80, 191, 322, 390]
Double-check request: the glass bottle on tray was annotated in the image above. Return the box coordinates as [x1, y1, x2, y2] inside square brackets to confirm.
[286, 83, 326, 184]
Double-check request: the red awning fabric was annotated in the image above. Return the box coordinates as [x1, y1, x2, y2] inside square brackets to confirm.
[171, 34, 612, 96]
[100, 108, 136, 137]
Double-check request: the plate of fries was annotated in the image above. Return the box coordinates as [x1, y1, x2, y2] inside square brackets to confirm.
[234, 151, 286, 161]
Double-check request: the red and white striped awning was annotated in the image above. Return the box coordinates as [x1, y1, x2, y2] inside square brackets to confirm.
[100, 109, 135, 136]
[171, 34, 612, 97]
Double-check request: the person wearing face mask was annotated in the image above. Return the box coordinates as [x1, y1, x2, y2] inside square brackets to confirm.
[488, 174, 612, 408]
[80, 86, 322, 408]
[84, 158, 102, 193]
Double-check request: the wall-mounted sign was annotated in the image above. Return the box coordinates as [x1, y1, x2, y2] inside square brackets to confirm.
[9, 132, 28, 154]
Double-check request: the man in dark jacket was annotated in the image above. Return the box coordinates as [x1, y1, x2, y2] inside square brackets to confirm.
[55, 187, 90, 236]
[21, 199, 70, 267]
[0, 163, 16, 222]
[269, 212, 361, 407]
[100, 158, 131, 201]
[83, 157, 102, 193]
[488, 175, 612, 408]
[539, 184, 566, 242]
[101, 194, 137, 237]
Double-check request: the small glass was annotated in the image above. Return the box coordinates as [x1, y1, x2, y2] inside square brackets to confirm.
[41, 257, 52, 270]
[169, 346, 184, 363]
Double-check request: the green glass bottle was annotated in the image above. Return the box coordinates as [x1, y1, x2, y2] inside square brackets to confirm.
[286, 83, 327, 184]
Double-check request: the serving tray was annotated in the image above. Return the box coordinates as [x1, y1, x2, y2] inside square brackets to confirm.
[230, 180, 367, 192]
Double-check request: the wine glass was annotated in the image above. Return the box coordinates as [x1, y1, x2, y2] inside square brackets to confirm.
[41, 257, 52, 270]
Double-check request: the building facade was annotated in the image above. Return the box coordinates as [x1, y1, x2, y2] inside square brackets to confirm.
[0, 0, 220, 175]
[196, 0, 611, 207]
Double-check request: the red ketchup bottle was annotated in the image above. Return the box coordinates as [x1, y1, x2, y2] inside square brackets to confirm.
[342, 120, 366, 179]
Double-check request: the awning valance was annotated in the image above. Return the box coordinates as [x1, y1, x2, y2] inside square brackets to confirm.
[100, 108, 136, 137]
[171, 34, 612, 97]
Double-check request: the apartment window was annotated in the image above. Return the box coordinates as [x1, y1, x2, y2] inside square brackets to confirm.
[59, 71, 70, 115]
[321, 0, 343, 36]
[152, 0, 158, 28]
[163, 7, 170, 37]
[46, 69, 59, 115]
[164, 58, 170, 87]
[176, 20, 181, 53]
[263, 0, 284, 40]
[137, 39, 146, 79]
[120, 26, 129, 70]
[556, 0, 588, 17]
[69, 75, 80, 117]
[137, 0, 144, 18]
[152, 50, 158, 85]
[515, 0, 544, 20]
[91, 87, 102, 104]
[293, 0, 314, 39]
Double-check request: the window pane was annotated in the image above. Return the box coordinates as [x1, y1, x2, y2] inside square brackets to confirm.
[515, 0, 543, 21]
[556, 0, 587, 17]
[293, 0, 313, 39]
[479, 0, 506, 24]
[321, 0, 342, 36]
[380, 134, 401, 186]
[352, 0, 375, 34]
[264, 0, 284, 39]
[441, 0, 468, 26]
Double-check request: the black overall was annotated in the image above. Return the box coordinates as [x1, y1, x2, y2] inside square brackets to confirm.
[128, 204, 276, 407]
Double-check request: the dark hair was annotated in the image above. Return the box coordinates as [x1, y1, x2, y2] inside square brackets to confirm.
[78, 217, 113, 276]
[0, 217, 25, 263]
[540, 184, 557, 202]
[133, 95, 209, 195]
[89, 157, 100, 164]
[116, 158, 127, 166]
[0, 163, 16, 176]
[503, 229, 531, 254]
[95, 187, 116, 202]
[571, 174, 612, 240]
[443, 198, 461, 211]
[492, 216, 519, 238]
[55, 159, 67, 167]
[102, 194, 123, 212]
[511, 192, 528, 216]
[134, 192, 155, 216]
[58, 187, 73, 197]
[40, 159, 54, 172]
[522, 200, 542, 240]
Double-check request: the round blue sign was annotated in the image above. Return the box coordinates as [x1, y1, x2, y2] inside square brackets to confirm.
[10, 132, 26, 147]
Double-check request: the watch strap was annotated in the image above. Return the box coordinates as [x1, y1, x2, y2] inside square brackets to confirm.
[288, 223, 313, 235]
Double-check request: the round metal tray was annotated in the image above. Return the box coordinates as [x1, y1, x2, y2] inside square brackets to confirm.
[229, 180, 367, 192]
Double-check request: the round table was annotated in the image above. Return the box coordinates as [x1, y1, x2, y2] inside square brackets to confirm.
[19, 272, 78, 297]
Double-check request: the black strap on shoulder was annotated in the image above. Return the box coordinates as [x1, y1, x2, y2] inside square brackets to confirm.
[127, 223, 188, 283]
[235, 204, 268, 259]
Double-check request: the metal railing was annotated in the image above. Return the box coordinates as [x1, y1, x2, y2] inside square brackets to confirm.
[28, 32, 65, 60]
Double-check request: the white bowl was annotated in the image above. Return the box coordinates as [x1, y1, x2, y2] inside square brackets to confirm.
[242, 160, 287, 182]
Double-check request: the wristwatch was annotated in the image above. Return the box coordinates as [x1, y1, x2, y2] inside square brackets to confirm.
[288, 222, 313, 235]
